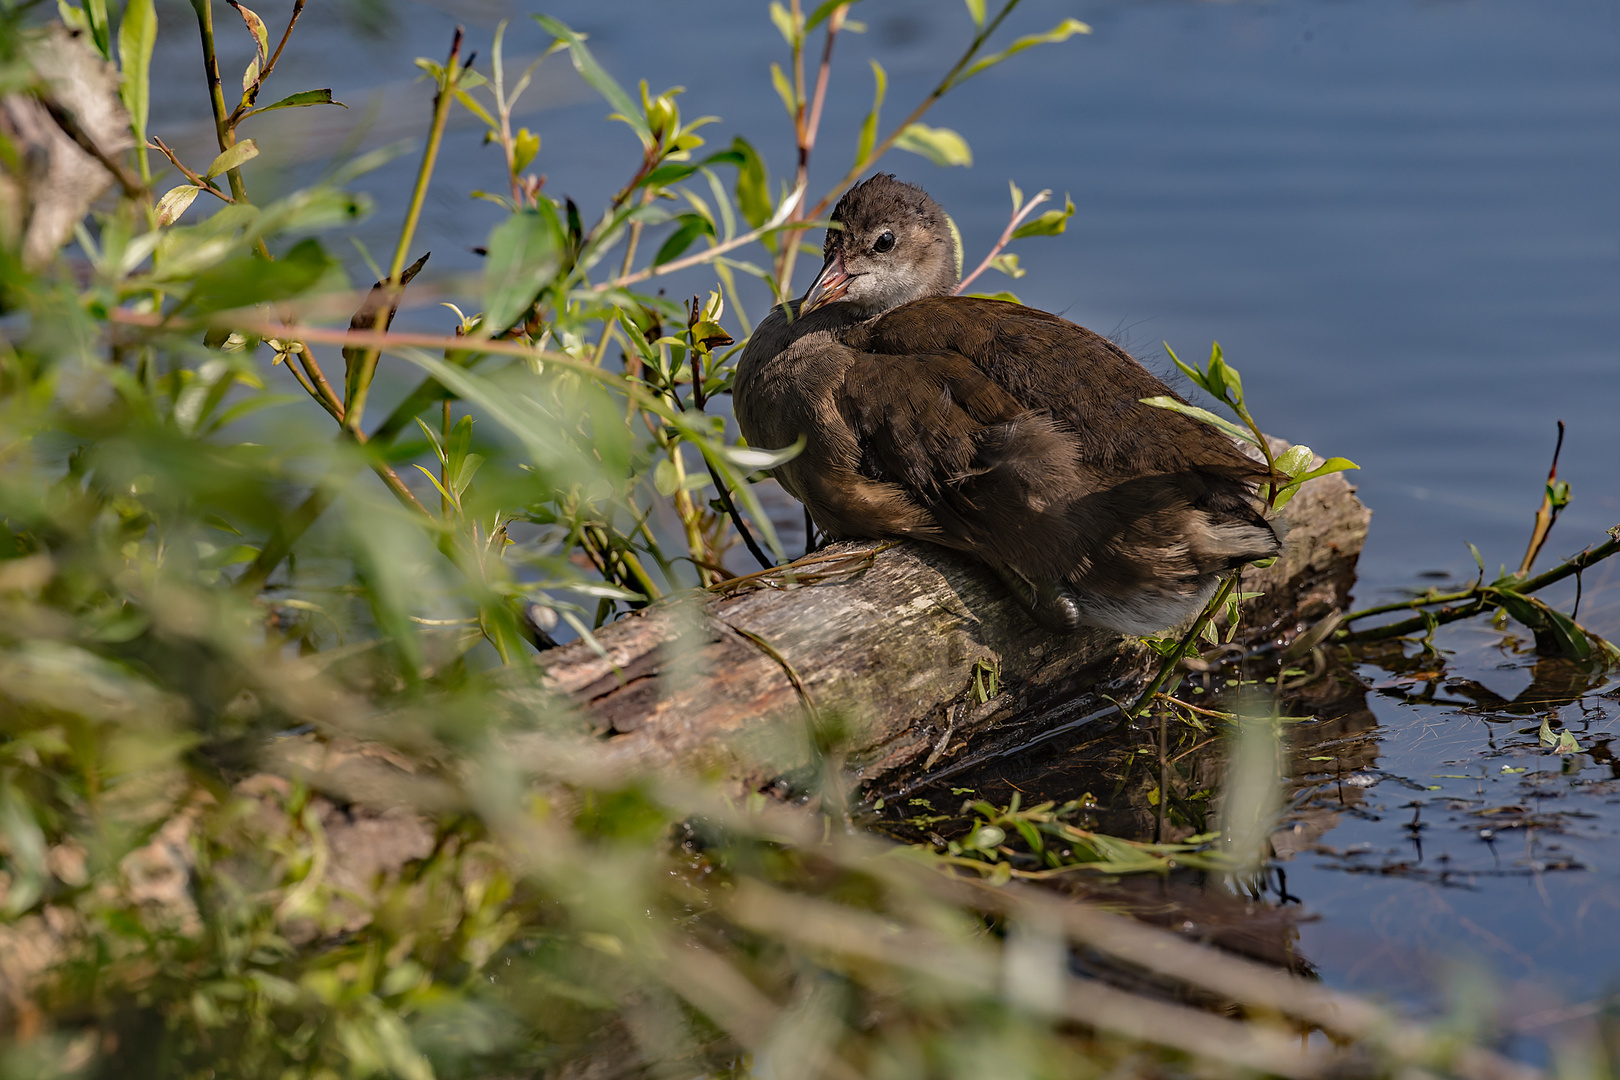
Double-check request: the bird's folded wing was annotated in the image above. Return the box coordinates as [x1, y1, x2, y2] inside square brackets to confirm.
[856, 297, 1272, 482]
[836, 351, 1089, 579]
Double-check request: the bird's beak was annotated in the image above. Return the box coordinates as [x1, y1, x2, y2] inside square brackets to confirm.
[800, 251, 852, 313]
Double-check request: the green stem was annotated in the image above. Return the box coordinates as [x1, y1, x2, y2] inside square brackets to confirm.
[190, 0, 246, 203]
[1128, 574, 1240, 719]
[191, 0, 271, 261]
[345, 28, 462, 436]
[1345, 533, 1620, 643]
[1342, 588, 1477, 625]
[389, 40, 457, 282]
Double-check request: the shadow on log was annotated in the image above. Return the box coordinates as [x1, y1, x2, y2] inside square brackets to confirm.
[543, 449, 1371, 799]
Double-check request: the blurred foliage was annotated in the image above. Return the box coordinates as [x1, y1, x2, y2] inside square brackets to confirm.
[0, 0, 1602, 1077]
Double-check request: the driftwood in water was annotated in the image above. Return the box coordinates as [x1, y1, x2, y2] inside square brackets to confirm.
[543, 450, 1371, 797]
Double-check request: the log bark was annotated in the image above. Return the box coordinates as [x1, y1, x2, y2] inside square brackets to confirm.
[543, 451, 1371, 797]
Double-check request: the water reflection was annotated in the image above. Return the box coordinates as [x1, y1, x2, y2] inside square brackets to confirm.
[875, 613, 1620, 1028]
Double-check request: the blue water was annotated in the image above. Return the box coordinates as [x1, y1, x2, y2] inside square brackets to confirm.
[148, 0, 1620, 1023]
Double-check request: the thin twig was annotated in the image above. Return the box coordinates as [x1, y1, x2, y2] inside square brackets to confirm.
[595, 184, 811, 291]
[703, 456, 773, 571]
[773, 1, 847, 293]
[148, 136, 233, 202]
[1342, 588, 1474, 625]
[190, 0, 248, 204]
[227, 0, 308, 125]
[1156, 694, 1234, 720]
[1344, 532, 1620, 642]
[346, 29, 461, 435]
[954, 190, 1049, 294]
[292, 342, 345, 419]
[800, 0, 1025, 229]
[1517, 419, 1567, 576]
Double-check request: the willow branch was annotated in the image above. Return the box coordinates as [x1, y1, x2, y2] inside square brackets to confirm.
[227, 0, 307, 125]
[345, 28, 461, 436]
[801, 0, 1024, 227]
[1345, 531, 1620, 643]
[773, 2, 847, 293]
[954, 191, 1049, 294]
[148, 136, 232, 202]
[594, 183, 810, 291]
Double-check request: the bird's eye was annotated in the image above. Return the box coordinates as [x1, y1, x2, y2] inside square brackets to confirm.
[872, 231, 896, 254]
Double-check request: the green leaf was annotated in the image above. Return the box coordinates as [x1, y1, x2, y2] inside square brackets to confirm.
[963, 0, 985, 27]
[806, 0, 859, 31]
[205, 139, 259, 179]
[770, 63, 796, 119]
[83, 0, 111, 57]
[653, 458, 680, 497]
[117, 0, 156, 156]
[1555, 729, 1581, 754]
[55, 0, 89, 35]
[1541, 605, 1593, 662]
[1467, 542, 1486, 576]
[730, 137, 771, 229]
[227, 0, 269, 66]
[894, 123, 972, 167]
[717, 436, 805, 471]
[1163, 342, 1210, 395]
[455, 88, 495, 129]
[1494, 589, 1591, 662]
[1205, 341, 1231, 402]
[481, 202, 566, 335]
[1292, 457, 1360, 484]
[533, 16, 652, 145]
[244, 88, 346, 118]
[513, 127, 540, 174]
[155, 184, 201, 227]
[854, 59, 886, 169]
[654, 214, 715, 267]
[1139, 396, 1262, 448]
[187, 237, 333, 313]
[447, 413, 474, 473]
[1010, 194, 1074, 239]
[989, 253, 1023, 279]
[954, 18, 1092, 86]
[1273, 444, 1315, 480]
[768, 1, 799, 46]
[965, 291, 1022, 304]
[640, 148, 744, 193]
[388, 347, 614, 491]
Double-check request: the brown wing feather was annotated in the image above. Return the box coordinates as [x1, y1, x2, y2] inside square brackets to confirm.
[838, 297, 1281, 598]
[836, 351, 1094, 582]
[849, 296, 1271, 486]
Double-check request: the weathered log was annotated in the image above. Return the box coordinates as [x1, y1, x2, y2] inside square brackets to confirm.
[544, 451, 1371, 797]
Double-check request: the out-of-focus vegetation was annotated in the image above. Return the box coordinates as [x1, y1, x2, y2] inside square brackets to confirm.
[0, 0, 1610, 1076]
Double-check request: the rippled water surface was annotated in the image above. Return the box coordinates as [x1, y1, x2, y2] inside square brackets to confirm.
[149, 0, 1620, 1030]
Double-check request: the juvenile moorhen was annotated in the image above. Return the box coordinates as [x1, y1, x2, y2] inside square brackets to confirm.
[733, 174, 1282, 636]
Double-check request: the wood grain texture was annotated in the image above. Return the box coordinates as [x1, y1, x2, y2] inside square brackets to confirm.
[543, 451, 1371, 797]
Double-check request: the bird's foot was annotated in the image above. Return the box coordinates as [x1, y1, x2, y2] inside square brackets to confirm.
[993, 567, 1083, 634]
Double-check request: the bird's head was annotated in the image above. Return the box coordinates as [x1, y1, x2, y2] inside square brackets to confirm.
[800, 174, 960, 316]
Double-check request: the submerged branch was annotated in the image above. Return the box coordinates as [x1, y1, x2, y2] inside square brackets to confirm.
[1343, 529, 1620, 644]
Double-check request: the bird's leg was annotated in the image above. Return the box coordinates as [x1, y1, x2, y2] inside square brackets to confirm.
[991, 564, 1083, 635]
